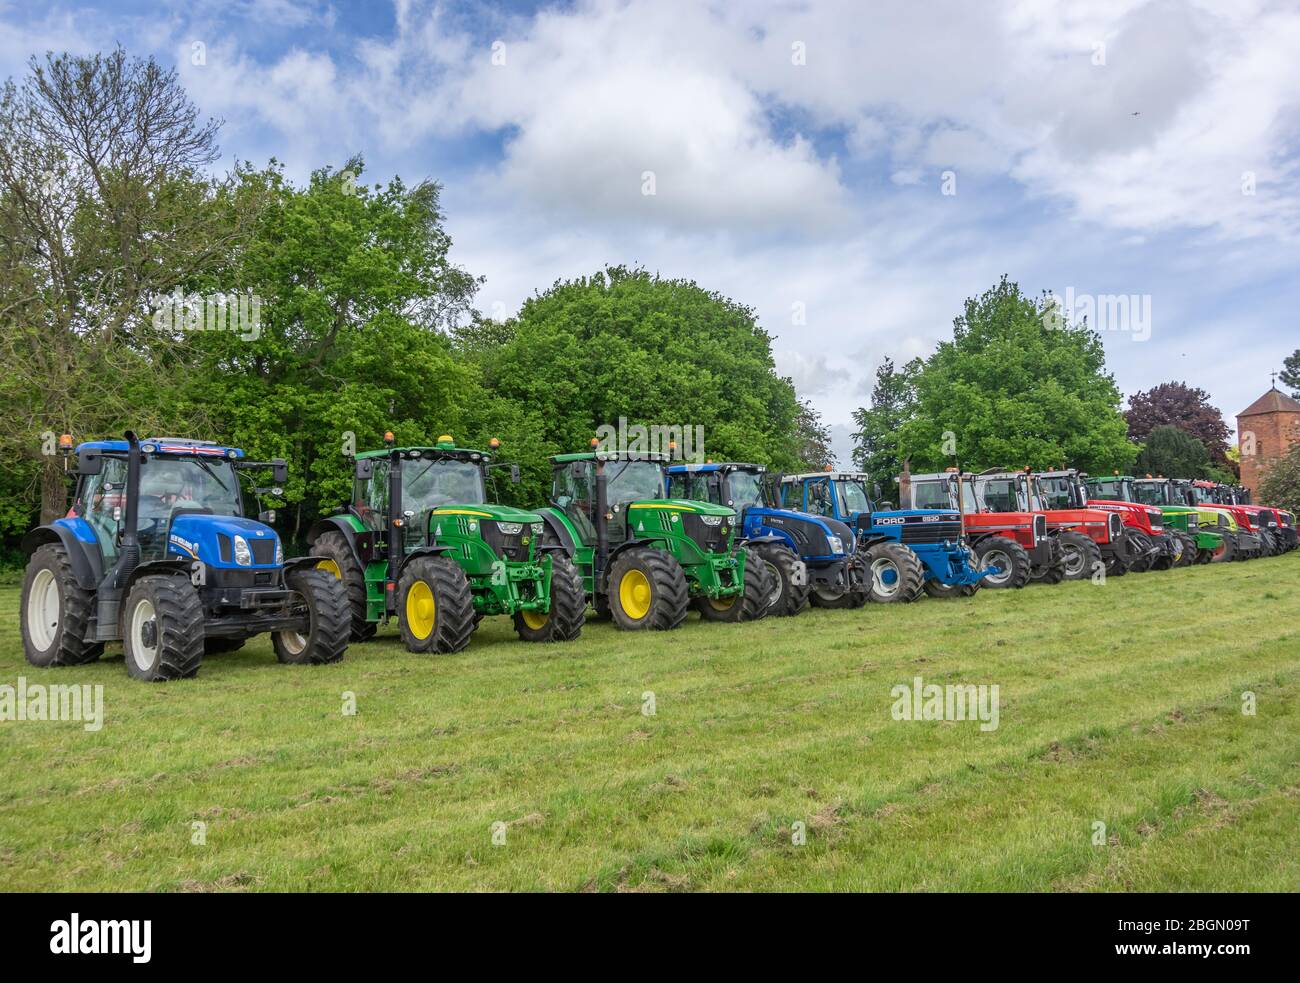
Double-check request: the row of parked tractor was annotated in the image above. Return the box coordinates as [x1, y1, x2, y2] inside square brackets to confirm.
[18, 431, 1297, 681]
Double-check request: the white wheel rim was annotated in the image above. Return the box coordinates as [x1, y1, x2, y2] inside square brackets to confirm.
[27, 569, 59, 651]
[1062, 545, 1085, 576]
[765, 562, 783, 605]
[870, 558, 900, 598]
[130, 597, 159, 671]
[982, 550, 1010, 585]
[278, 631, 308, 655]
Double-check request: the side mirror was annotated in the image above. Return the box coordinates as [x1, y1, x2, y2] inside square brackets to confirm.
[258, 509, 276, 524]
[271, 459, 288, 485]
[77, 453, 103, 476]
[872, 481, 882, 500]
[354, 459, 374, 480]
[510, 465, 521, 484]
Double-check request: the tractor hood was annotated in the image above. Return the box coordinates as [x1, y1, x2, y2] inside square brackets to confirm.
[167, 513, 280, 568]
[748, 507, 854, 557]
[626, 498, 733, 518]
[429, 503, 543, 524]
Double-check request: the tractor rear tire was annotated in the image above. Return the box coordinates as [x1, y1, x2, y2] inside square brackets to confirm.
[1172, 531, 1197, 568]
[397, 556, 476, 653]
[514, 552, 586, 643]
[695, 546, 771, 623]
[310, 531, 377, 642]
[861, 542, 924, 603]
[923, 580, 979, 599]
[974, 537, 1031, 589]
[610, 548, 689, 630]
[1211, 534, 1237, 563]
[1055, 531, 1101, 582]
[21, 544, 103, 668]
[274, 568, 350, 664]
[752, 543, 809, 617]
[123, 576, 205, 681]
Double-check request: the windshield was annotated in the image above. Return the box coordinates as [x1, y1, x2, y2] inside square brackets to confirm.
[138, 457, 242, 520]
[1133, 481, 1169, 506]
[1037, 475, 1076, 510]
[1089, 479, 1131, 501]
[607, 460, 665, 504]
[976, 478, 1024, 512]
[728, 470, 766, 510]
[403, 459, 485, 511]
[668, 471, 714, 503]
[835, 479, 872, 514]
[911, 478, 966, 511]
[1191, 485, 1215, 504]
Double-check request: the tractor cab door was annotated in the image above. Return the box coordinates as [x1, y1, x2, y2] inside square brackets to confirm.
[552, 461, 598, 547]
[352, 459, 390, 536]
[803, 477, 836, 519]
[72, 456, 129, 566]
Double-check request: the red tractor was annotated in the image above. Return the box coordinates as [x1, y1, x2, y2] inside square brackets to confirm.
[973, 468, 1136, 580]
[903, 469, 1060, 589]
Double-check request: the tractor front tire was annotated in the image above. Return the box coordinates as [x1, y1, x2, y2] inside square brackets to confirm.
[696, 546, 771, 623]
[609, 548, 689, 631]
[861, 542, 924, 603]
[974, 537, 1032, 589]
[274, 568, 350, 665]
[752, 543, 810, 617]
[21, 544, 103, 668]
[397, 556, 476, 654]
[123, 576, 205, 681]
[1126, 530, 1155, 572]
[1055, 531, 1101, 582]
[514, 553, 586, 643]
[310, 531, 377, 642]
[1172, 531, 1197, 568]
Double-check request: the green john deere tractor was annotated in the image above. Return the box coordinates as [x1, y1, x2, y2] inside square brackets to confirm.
[307, 433, 585, 652]
[534, 444, 770, 630]
[1131, 477, 1227, 564]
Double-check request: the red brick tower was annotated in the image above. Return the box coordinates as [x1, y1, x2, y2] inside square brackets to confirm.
[1237, 385, 1300, 496]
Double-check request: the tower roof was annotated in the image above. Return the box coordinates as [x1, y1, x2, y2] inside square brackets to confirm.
[1238, 387, 1300, 418]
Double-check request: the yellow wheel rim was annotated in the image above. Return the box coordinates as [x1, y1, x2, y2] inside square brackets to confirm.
[521, 609, 549, 630]
[316, 559, 341, 578]
[707, 595, 737, 611]
[619, 569, 652, 620]
[405, 581, 436, 640]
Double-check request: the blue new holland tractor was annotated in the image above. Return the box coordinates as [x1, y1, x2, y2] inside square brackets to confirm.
[779, 471, 989, 601]
[19, 432, 351, 681]
[666, 462, 864, 614]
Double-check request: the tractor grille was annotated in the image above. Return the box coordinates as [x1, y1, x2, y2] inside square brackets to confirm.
[217, 534, 277, 565]
[481, 520, 531, 562]
[899, 519, 963, 545]
[1148, 512, 1163, 530]
[682, 512, 731, 553]
[1108, 513, 1123, 540]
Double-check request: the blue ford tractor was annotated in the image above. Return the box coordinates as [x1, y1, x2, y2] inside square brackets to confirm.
[778, 471, 988, 601]
[666, 462, 864, 614]
[19, 432, 351, 681]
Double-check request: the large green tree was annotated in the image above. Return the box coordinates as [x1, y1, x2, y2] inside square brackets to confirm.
[1281, 349, 1300, 399]
[474, 267, 805, 482]
[1258, 442, 1300, 514]
[851, 356, 917, 497]
[1124, 381, 1231, 464]
[1134, 425, 1210, 478]
[896, 276, 1136, 473]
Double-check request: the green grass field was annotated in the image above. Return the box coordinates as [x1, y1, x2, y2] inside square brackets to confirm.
[2, 555, 1299, 892]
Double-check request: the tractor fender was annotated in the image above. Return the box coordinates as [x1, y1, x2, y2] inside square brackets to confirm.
[610, 537, 670, 562]
[284, 555, 332, 574]
[305, 515, 373, 565]
[740, 533, 788, 548]
[395, 544, 459, 576]
[537, 510, 578, 556]
[21, 523, 103, 591]
[125, 559, 193, 591]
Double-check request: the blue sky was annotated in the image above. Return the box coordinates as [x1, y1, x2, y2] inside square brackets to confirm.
[4, 0, 1298, 464]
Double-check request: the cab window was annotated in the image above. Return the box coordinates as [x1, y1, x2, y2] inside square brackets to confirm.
[354, 460, 390, 533]
[75, 456, 129, 562]
[804, 479, 834, 517]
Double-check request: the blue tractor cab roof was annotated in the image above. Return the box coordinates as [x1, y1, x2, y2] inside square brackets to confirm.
[76, 438, 245, 459]
[666, 462, 765, 475]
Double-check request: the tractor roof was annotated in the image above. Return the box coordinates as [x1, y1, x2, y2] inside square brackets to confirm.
[552, 451, 670, 464]
[781, 471, 868, 482]
[665, 462, 764, 474]
[355, 444, 493, 461]
[77, 438, 245, 459]
[1034, 469, 1082, 478]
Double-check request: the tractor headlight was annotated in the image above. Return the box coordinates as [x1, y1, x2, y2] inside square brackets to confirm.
[700, 514, 723, 526]
[532, 523, 543, 536]
[275, 539, 283, 565]
[1188, 515, 1198, 528]
[827, 535, 844, 554]
[497, 522, 524, 535]
[233, 535, 252, 566]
